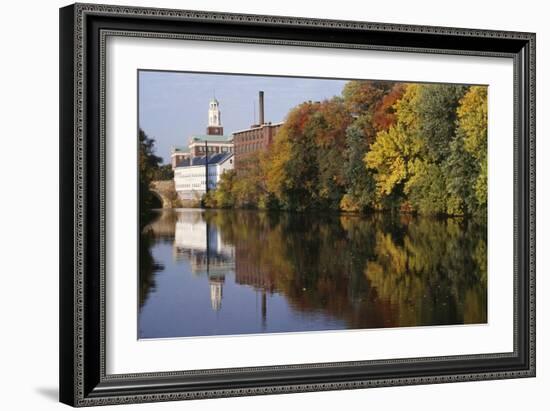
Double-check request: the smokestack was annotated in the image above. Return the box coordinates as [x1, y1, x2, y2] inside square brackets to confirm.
[259, 91, 265, 125]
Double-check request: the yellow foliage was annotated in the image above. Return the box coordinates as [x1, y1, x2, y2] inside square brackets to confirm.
[457, 86, 488, 159]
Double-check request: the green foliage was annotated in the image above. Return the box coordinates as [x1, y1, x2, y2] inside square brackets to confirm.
[153, 164, 174, 180]
[444, 138, 475, 215]
[457, 86, 488, 210]
[341, 124, 376, 212]
[214, 169, 237, 208]
[139, 128, 163, 225]
[405, 159, 448, 214]
[415, 84, 467, 162]
[283, 108, 323, 210]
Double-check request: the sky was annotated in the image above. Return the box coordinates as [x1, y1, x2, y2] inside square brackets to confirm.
[138, 71, 348, 163]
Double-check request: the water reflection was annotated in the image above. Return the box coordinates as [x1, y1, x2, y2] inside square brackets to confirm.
[139, 209, 487, 339]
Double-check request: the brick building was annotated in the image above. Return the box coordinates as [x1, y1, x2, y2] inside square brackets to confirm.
[232, 91, 283, 168]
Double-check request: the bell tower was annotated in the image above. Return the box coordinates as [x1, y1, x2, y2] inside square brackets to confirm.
[207, 98, 224, 135]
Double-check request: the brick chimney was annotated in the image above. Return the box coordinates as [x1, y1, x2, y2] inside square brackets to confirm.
[259, 91, 265, 125]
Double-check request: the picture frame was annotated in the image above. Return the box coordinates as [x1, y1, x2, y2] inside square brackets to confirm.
[59, 2, 536, 407]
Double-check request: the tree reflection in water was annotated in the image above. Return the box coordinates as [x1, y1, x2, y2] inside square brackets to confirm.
[139, 209, 487, 338]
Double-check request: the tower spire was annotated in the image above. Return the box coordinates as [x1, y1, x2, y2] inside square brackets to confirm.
[206, 96, 223, 135]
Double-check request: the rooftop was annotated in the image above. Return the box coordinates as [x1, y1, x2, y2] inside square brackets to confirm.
[175, 152, 233, 168]
[190, 134, 233, 143]
[231, 122, 284, 135]
[172, 146, 189, 153]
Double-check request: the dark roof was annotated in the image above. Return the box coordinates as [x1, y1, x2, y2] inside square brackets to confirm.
[175, 152, 233, 168]
[175, 158, 191, 167]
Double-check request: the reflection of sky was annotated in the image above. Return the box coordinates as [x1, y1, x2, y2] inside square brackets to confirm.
[138, 71, 347, 163]
[138, 241, 345, 339]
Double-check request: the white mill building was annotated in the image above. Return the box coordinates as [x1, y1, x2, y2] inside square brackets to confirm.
[172, 98, 235, 200]
[173, 153, 234, 200]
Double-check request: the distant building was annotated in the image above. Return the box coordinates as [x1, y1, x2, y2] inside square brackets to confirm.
[188, 135, 234, 158]
[170, 147, 191, 169]
[233, 91, 282, 169]
[170, 98, 234, 169]
[173, 152, 234, 200]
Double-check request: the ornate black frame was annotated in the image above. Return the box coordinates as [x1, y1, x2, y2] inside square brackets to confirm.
[59, 2, 536, 407]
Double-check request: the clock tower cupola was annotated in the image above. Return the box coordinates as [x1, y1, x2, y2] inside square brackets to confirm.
[207, 98, 223, 135]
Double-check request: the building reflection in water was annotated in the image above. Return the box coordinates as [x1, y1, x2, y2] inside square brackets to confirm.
[173, 211, 235, 312]
[172, 210, 272, 321]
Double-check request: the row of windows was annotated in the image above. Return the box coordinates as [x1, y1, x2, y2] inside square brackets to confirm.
[176, 180, 217, 189]
[236, 133, 261, 142]
[195, 146, 233, 153]
[176, 165, 232, 176]
[235, 143, 263, 154]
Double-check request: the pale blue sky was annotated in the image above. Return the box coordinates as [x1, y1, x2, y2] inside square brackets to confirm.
[138, 71, 348, 163]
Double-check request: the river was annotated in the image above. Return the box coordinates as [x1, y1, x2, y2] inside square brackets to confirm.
[139, 209, 487, 339]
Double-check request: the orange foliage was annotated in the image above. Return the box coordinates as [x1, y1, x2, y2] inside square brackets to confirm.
[373, 83, 406, 132]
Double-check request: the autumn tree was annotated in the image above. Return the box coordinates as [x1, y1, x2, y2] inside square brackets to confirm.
[456, 86, 488, 208]
[372, 83, 406, 132]
[365, 84, 423, 210]
[264, 99, 352, 210]
[232, 153, 272, 208]
[342, 80, 396, 146]
[204, 169, 237, 208]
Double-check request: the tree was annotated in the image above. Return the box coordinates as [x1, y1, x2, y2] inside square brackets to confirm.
[440, 86, 488, 215]
[405, 158, 448, 214]
[139, 128, 162, 225]
[456, 86, 488, 208]
[283, 111, 322, 210]
[415, 84, 467, 163]
[232, 153, 270, 208]
[365, 85, 423, 210]
[314, 99, 352, 209]
[342, 80, 396, 146]
[264, 99, 352, 211]
[443, 134, 478, 215]
[372, 83, 406, 132]
[153, 164, 174, 180]
[340, 124, 376, 212]
[204, 169, 237, 208]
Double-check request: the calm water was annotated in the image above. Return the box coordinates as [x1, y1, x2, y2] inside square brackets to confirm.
[139, 209, 487, 339]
